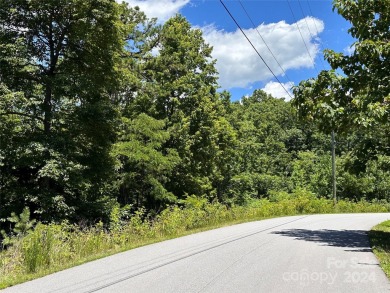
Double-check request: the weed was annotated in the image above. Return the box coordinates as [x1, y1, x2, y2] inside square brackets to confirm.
[1, 195, 389, 289]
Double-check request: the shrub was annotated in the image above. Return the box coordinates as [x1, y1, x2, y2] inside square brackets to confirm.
[1, 197, 389, 288]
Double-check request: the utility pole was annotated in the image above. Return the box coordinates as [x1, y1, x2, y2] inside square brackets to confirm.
[331, 130, 337, 205]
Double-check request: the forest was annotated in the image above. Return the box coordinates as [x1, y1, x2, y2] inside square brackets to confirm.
[0, 0, 389, 239]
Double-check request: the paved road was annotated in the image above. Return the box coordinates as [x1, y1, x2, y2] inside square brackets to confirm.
[3, 213, 390, 293]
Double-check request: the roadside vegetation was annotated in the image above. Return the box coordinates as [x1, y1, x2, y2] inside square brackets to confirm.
[369, 221, 390, 278]
[0, 0, 389, 289]
[1, 192, 389, 289]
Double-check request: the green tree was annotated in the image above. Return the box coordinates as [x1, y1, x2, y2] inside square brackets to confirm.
[293, 0, 389, 131]
[226, 90, 303, 201]
[291, 151, 332, 197]
[0, 0, 122, 222]
[326, 0, 389, 126]
[292, 0, 389, 201]
[136, 15, 236, 200]
[229, 91, 295, 175]
[111, 4, 160, 117]
[112, 113, 180, 211]
[292, 70, 347, 134]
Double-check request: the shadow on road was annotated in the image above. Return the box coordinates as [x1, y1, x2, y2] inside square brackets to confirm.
[271, 229, 371, 251]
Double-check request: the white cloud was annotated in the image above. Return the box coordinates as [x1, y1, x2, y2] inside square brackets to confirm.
[123, 0, 189, 22]
[202, 17, 324, 89]
[262, 81, 295, 101]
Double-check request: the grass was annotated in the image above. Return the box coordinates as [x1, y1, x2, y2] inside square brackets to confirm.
[1, 191, 390, 289]
[369, 220, 390, 278]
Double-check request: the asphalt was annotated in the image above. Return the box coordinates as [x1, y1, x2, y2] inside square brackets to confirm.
[2, 213, 390, 293]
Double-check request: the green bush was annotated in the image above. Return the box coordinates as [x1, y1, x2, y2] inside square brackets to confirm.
[1, 197, 389, 289]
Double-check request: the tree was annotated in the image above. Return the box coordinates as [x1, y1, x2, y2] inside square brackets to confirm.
[112, 113, 180, 211]
[225, 90, 303, 201]
[292, 70, 348, 134]
[292, 0, 389, 132]
[292, 0, 389, 202]
[230, 90, 294, 176]
[0, 0, 122, 221]
[111, 4, 160, 117]
[130, 15, 237, 200]
[327, 0, 389, 126]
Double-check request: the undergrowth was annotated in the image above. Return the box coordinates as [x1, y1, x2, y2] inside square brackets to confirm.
[1, 190, 389, 289]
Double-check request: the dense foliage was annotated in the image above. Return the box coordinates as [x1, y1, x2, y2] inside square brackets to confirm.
[0, 0, 389, 235]
[293, 0, 389, 132]
[2, 194, 389, 288]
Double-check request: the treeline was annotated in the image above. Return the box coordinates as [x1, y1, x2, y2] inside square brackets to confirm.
[0, 0, 389, 230]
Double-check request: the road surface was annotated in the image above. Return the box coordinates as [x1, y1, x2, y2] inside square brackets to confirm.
[2, 213, 390, 293]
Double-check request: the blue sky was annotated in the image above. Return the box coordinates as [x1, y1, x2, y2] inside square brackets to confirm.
[124, 0, 355, 100]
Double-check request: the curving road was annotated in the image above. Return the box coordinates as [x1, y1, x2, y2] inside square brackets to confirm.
[2, 213, 390, 293]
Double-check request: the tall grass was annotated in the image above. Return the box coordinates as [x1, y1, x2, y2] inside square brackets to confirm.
[1, 191, 389, 288]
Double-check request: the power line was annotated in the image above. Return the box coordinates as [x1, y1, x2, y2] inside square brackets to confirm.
[306, 0, 330, 70]
[219, 0, 293, 100]
[297, 0, 327, 70]
[287, 0, 319, 74]
[297, 0, 315, 37]
[238, 0, 292, 83]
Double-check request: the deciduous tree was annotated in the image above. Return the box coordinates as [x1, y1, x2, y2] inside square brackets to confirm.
[0, 0, 122, 221]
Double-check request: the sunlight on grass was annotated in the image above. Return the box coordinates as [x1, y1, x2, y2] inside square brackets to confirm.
[1, 192, 389, 289]
[369, 220, 390, 278]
